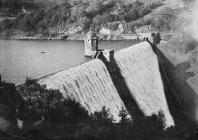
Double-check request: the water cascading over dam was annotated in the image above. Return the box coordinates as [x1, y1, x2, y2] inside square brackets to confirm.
[39, 59, 127, 122]
[114, 42, 174, 128]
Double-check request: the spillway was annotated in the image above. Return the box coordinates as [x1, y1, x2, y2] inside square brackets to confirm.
[114, 42, 174, 128]
[39, 59, 127, 122]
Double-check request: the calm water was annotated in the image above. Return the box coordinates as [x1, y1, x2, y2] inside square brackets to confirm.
[0, 40, 136, 85]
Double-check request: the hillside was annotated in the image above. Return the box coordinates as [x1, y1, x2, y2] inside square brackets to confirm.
[0, 0, 68, 15]
[0, 0, 186, 40]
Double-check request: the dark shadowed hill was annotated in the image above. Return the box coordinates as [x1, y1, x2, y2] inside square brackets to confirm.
[0, 0, 178, 39]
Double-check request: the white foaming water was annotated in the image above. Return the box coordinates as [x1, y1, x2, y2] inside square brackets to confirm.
[39, 59, 127, 122]
[114, 42, 174, 128]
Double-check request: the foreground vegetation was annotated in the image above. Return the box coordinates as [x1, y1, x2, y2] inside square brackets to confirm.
[0, 78, 197, 140]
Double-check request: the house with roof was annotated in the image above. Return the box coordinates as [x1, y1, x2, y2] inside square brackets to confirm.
[99, 21, 124, 35]
[135, 25, 154, 40]
[99, 27, 111, 35]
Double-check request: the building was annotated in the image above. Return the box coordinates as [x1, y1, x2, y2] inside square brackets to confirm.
[84, 30, 98, 57]
[135, 25, 154, 33]
[110, 22, 124, 34]
[99, 27, 111, 35]
[99, 21, 124, 35]
[135, 25, 154, 41]
[68, 25, 83, 34]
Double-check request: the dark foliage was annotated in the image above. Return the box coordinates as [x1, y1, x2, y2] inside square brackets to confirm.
[91, 106, 114, 124]
[0, 19, 12, 31]
[0, 0, 166, 35]
[0, 79, 196, 140]
[0, 0, 44, 16]
[17, 78, 90, 125]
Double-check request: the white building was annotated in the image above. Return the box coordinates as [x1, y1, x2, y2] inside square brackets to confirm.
[68, 26, 82, 34]
[99, 27, 111, 35]
[99, 22, 124, 35]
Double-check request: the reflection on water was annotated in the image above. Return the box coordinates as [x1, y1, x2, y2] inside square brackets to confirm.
[0, 40, 136, 85]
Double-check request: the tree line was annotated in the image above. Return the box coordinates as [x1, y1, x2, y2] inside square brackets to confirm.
[0, 0, 178, 36]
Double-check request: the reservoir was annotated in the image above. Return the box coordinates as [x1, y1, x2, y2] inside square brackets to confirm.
[0, 40, 137, 85]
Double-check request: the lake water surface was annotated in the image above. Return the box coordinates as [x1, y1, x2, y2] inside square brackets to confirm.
[0, 40, 137, 85]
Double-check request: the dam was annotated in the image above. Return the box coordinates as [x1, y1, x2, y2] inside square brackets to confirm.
[39, 59, 127, 122]
[114, 42, 174, 128]
[39, 36, 175, 128]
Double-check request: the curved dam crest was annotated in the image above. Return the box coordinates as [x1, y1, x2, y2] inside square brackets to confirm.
[39, 42, 174, 128]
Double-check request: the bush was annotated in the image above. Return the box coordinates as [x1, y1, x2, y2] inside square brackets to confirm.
[0, 19, 12, 31]
[17, 78, 90, 127]
[92, 14, 104, 29]
[71, 6, 86, 22]
[91, 106, 114, 124]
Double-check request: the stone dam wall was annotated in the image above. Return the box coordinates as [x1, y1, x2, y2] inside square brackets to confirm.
[39, 59, 127, 122]
[114, 42, 174, 128]
[39, 42, 175, 128]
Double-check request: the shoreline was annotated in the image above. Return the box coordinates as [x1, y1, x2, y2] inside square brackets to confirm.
[0, 33, 139, 41]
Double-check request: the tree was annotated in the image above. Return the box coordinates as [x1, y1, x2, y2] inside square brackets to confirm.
[79, 16, 91, 31]
[103, 13, 115, 23]
[91, 106, 114, 124]
[92, 14, 104, 29]
[17, 78, 90, 126]
[71, 6, 85, 22]
[0, 19, 12, 31]
[85, 0, 103, 17]
[119, 106, 130, 125]
[123, 8, 139, 22]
